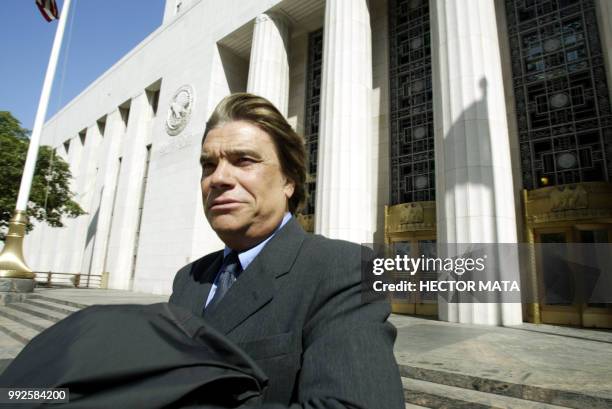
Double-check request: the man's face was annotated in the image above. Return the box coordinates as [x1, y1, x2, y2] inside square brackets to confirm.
[200, 120, 294, 250]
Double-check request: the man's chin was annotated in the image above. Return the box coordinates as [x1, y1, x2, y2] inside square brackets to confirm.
[209, 215, 248, 235]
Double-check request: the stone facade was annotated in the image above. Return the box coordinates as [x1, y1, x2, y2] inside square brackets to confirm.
[22, 0, 612, 326]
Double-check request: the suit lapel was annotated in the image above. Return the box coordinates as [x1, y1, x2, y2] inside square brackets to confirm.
[187, 251, 223, 316]
[205, 218, 306, 334]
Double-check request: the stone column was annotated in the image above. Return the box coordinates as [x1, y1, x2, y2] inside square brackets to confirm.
[431, 0, 522, 325]
[105, 93, 151, 290]
[595, 0, 612, 105]
[315, 0, 373, 243]
[247, 13, 290, 116]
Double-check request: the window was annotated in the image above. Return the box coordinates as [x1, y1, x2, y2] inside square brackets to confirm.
[131, 144, 153, 285]
[505, 0, 612, 188]
[301, 29, 323, 216]
[389, 0, 435, 204]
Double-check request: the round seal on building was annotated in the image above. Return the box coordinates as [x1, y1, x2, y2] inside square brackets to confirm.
[166, 85, 194, 136]
[557, 152, 577, 169]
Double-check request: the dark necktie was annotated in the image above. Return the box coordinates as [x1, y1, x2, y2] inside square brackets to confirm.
[206, 251, 242, 313]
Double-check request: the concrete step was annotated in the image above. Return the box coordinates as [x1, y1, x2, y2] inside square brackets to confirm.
[0, 330, 21, 375]
[28, 294, 89, 309]
[0, 295, 85, 350]
[402, 377, 572, 409]
[0, 314, 39, 344]
[22, 298, 81, 315]
[6, 302, 69, 323]
[400, 364, 610, 409]
[0, 306, 55, 333]
[0, 329, 25, 358]
[405, 403, 429, 409]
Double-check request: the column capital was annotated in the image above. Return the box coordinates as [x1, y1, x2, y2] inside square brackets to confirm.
[247, 10, 291, 115]
[255, 11, 290, 28]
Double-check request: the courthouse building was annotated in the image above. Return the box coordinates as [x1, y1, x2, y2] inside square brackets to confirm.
[25, 0, 612, 327]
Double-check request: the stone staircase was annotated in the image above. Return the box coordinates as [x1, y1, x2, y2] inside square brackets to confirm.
[0, 294, 86, 368]
[1, 297, 608, 408]
[398, 365, 602, 409]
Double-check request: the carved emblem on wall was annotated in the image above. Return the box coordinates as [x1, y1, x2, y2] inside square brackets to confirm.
[166, 85, 194, 136]
[398, 203, 424, 224]
[550, 185, 588, 211]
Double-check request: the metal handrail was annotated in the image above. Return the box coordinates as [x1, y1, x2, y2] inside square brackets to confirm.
[34, 271, 108, 289]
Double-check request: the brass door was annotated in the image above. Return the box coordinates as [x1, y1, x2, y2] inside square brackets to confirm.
[535, 226, 612, 328]
[576, 226, 612, 328]
[389, 235, 438, 317]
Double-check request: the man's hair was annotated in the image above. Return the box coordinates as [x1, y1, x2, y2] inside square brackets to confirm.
[202, 93, 307, 214]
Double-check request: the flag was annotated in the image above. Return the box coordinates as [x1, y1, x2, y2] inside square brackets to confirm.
[35, 0, 59, 22]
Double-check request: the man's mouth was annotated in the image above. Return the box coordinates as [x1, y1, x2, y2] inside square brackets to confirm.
[209, 198, 242, 211]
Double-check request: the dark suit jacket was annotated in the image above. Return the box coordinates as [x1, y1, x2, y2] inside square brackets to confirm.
[170, 218, 405, 409]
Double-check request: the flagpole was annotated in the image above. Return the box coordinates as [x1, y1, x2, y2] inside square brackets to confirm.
[0, 0, 72, 280]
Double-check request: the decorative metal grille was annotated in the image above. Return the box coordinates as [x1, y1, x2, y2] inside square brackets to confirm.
[388, 0, 435, 204]
[303, 29, 323, 215]
[505, 0, 612, 188]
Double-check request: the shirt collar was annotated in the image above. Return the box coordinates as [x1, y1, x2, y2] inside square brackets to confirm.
[223, 212, 292, 271]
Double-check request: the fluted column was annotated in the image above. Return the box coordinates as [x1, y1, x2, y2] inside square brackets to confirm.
[431, 0, 522, 325]
[247, 13, 290, 116]
[314, 0, 373, 243]
[595, 0, 612, 105]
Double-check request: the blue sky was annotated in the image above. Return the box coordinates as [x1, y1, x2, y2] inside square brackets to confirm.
[0, 0, 165, 130]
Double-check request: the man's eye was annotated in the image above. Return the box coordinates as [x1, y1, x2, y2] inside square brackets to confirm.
[202, 162, 216, 172]
[236, 157, 255, 166]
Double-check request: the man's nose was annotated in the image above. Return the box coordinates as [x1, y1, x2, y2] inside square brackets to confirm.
[208, 160, 234, 189]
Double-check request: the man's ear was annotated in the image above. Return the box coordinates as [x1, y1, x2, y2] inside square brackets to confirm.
[283, 178, 295, 199]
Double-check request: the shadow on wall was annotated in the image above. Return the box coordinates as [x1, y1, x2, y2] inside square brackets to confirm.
[218, 45, 248, 94]
[441, 77, 499, 242]
[440, 77, 520, 315]
[84, 187, 103, 275]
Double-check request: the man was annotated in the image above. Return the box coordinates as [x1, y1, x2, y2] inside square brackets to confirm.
[170, 93, 404, 408]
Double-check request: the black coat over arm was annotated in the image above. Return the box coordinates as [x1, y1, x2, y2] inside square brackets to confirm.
[0, 302, 268, 409]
